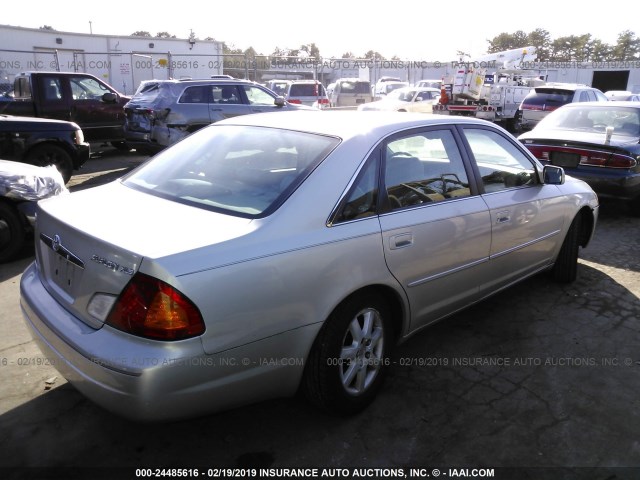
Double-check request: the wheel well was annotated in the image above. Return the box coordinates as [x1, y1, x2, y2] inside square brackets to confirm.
[336, 285, 406, 342]
[25, 141, 76, 165]
[577, 206, 596, 247]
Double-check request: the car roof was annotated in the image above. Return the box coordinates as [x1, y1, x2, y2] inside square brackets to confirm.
[558, 101, 640, 108]
[533, 83, 593, 92]
[216, 110, 495, 139]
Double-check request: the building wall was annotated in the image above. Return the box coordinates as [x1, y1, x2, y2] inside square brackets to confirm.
[2, 25, 639, 94]
[0, 25, 224, 95]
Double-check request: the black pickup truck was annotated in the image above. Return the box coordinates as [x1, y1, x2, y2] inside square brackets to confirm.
[0, 71, 130, 147]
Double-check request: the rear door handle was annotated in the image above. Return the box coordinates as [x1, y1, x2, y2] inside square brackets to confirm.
[496, 210, 511, 224]
[390, 233, 413, 249]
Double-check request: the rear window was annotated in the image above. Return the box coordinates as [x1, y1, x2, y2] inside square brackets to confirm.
[123, 125, 340, 218]
[538, 105, 640, 136]
[289, 83, 326, 97]
[338, 81, 371, 94]
[522, 89, 573, 110]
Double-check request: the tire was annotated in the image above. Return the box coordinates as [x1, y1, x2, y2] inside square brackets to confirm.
[0, 201, 27, 263]
[510, 111, 523, 134]
[111, 141, 132, 151]
[304, 292, 392, 414]
[24, 144, 74, 184]
[552, 214, 582, 283]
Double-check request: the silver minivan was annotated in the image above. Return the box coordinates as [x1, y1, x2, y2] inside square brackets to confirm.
[329, 78, 373, 108]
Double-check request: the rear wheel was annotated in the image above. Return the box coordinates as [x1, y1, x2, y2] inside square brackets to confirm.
[0, 201, 27, 263]
[24, 144, 73, 184]
[304, 292, 392, 414]
[552, 214, 582, 283]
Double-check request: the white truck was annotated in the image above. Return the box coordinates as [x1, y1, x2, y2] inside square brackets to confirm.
[433, 47, 543, 131]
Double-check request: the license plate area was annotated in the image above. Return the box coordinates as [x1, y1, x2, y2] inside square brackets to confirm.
[50, 255, 80, 294]
[550, 151, 580, 168]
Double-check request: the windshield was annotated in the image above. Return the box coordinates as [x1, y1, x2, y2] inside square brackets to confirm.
[539, 106, 640, 137]
[388, 89, 416, 102]
[123, 125, 340, 218]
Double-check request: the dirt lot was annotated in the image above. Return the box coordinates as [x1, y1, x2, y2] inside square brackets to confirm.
[1, 148, 639, 479]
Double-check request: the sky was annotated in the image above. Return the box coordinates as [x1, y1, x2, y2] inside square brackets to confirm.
[1, 0, 637, 61]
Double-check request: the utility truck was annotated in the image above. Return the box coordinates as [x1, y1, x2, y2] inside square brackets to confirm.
[433, 47, 544, 131]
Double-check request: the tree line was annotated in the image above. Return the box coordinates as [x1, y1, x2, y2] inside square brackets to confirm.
[40, 26, 640, 61]
[487, 29, 640, 61]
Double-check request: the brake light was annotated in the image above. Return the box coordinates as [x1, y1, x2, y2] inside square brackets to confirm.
[287, 99, 302, 104]
[317, 98, 329, 104]
[106, 273, 205, 341]
[525, 145, 638, 169]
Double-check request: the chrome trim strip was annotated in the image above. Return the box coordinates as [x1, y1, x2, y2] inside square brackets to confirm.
[489, 230, 561, 260]
[40, 233, 85, 269]
[408, 257, 489, 287]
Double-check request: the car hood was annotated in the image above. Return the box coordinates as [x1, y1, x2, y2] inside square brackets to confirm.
[0, 114, 80, 131]
[519, 128, 640, 148]
[359, 100, 408, 111]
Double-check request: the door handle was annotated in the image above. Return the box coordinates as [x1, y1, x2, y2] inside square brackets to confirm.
[390, 233, 413, 249]
[496, 210, 511, 224]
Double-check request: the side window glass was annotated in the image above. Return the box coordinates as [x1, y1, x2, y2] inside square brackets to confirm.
[179, 86, 208, 103]
[41, 76, 63, 101]
[462, 128, 537, 193]
[579, 91, 590, 102]
[334, 156, 379, 223]
[70, 77, 109, 100]
[211, 85, 241, 104]
[242, 85, 276, 105]
[384, 129, 470, 210]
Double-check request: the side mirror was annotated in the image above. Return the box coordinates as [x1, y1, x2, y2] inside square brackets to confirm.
[543, 165, 565, 185]
[102, 92, 118, 103]
[274, 96, 286, 107]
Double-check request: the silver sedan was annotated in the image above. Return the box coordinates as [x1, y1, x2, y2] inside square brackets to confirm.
[20, 111, 599, 421]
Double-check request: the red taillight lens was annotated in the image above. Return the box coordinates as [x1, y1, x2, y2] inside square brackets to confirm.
[287, 99, 302, 104]
[317, 98, 329, 104]
[106, 273, 205, 341]
[525, 145, 638, 169]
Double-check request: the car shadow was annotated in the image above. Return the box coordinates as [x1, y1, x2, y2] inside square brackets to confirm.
[2, 262, 639, 470]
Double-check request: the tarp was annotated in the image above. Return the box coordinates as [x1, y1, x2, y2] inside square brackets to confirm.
[0, 160, 68, 201]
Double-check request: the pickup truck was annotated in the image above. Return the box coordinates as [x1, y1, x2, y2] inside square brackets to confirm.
[0, 72, 130, 148]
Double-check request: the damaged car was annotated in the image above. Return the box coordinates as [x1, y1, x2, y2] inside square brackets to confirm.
[123, 78, 311, 154]
[0, 160, 67, 262]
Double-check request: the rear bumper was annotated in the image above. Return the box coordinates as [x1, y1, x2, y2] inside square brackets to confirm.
[20, 262, 315, 421]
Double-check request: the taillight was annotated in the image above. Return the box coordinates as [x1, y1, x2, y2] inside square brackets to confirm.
[317, 98, 329, 104]
[106, 273, 205, 341]
[525, 145, 638, 169]
[287, 99, 302, 104]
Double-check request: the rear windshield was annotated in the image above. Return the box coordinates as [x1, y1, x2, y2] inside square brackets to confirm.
[338, 81, 371, 94]
[123, 125, 340, 218]
[539, 105, 640, 136]
[289, 83, 327, 97]
[522, 89, 573, 108]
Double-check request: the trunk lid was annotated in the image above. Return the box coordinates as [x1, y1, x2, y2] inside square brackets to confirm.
[35, 181, 253, 328]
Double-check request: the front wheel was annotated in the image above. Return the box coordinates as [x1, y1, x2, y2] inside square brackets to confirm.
[552, 214, 582, 283]
[303, 292, 392, 414]
[24, 144, 74, 184]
